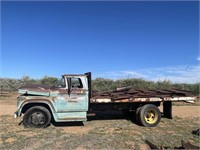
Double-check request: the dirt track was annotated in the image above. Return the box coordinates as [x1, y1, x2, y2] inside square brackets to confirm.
[0, 104, 16, 116]
[159, 105, 200, 118]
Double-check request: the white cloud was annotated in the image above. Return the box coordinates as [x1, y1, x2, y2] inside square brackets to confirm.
[140, 65, 200, 83]
[94, 71, 146, 80]
[197, 56, 200, 61]
[94, 65, 200, 83]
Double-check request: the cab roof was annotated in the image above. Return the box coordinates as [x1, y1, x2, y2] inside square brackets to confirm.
[62, 72, 91, 77]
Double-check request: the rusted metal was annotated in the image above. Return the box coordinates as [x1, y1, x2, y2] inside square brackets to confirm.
[145, 140, 200, 149]
[145, 140, 159, 149]
[180, 140, 200, 149]
[116, 86, 132, 91]
[91, 87, 195, 103]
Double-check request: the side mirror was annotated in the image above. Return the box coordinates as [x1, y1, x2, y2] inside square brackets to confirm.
[50, 85, 55, 89]
[67, 78, 71, 96]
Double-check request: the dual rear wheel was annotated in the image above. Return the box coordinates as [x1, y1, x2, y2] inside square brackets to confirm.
[135, 104, 161, 127]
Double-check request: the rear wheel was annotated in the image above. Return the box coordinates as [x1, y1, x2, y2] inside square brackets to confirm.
[139, 104, 161, 127]
[23, 106, 51, 128]
[135, 106, 142, 122]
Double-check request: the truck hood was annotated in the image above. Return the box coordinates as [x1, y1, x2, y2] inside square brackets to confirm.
[18, 84, 51, 96]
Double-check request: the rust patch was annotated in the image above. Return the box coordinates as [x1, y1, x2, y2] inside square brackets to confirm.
[91, 88, 195, 103]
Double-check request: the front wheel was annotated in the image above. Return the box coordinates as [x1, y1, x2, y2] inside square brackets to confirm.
[139, 104, 161, 127]
[23, 106, 51, 128]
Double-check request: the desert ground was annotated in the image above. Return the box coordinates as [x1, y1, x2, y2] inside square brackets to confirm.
[0, 93, 200, 150]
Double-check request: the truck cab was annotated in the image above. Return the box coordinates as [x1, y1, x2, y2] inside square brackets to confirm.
[14, 73, 91, 128]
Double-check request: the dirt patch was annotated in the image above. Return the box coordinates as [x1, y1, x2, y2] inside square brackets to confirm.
[75, 147, 87, 150]
[139, 144, 150, 150]
[159, 105, 200, 118]
[5, 138, 15, 143]
[61, 126, 92, 134]
[172, 106, 200, 118]
[17, 131, 38, 138]
[0, 104, 16, 116]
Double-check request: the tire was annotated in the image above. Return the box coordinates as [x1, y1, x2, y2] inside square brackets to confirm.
[139, 104, 161, 127]
[23, 106, 51, 128]
[135, 106, 142, 123]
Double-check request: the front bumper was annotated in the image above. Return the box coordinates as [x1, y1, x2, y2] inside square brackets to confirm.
[14, 111, 18, 118]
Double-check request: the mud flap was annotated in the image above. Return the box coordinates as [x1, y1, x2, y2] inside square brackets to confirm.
[163, 101, 172, 119]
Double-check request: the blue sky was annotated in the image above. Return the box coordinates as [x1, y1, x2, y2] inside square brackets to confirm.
[1, 1, 199, 83]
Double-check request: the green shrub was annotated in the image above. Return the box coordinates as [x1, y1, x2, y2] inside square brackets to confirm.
[0, 76, 199, 95]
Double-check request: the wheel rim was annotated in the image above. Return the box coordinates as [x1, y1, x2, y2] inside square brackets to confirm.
[144, 109, 158, 124]
[30, 112, 46, 127]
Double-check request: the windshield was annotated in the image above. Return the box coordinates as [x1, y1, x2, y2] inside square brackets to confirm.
[55, 77, 66, 88]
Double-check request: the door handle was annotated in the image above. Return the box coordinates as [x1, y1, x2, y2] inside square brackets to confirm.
[68, 100, 77, 103]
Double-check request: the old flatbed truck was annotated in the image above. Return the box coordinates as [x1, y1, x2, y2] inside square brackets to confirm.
[14, 72, 196, 128]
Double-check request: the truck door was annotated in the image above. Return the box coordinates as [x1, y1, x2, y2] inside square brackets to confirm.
[55, 76, 89, 112]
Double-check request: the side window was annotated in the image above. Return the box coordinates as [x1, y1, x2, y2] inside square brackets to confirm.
[56, 77, 66, 88]
[71, 78, 83, 88]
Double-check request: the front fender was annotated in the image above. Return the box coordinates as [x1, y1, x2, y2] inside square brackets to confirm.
[17, 98, 56, 117]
